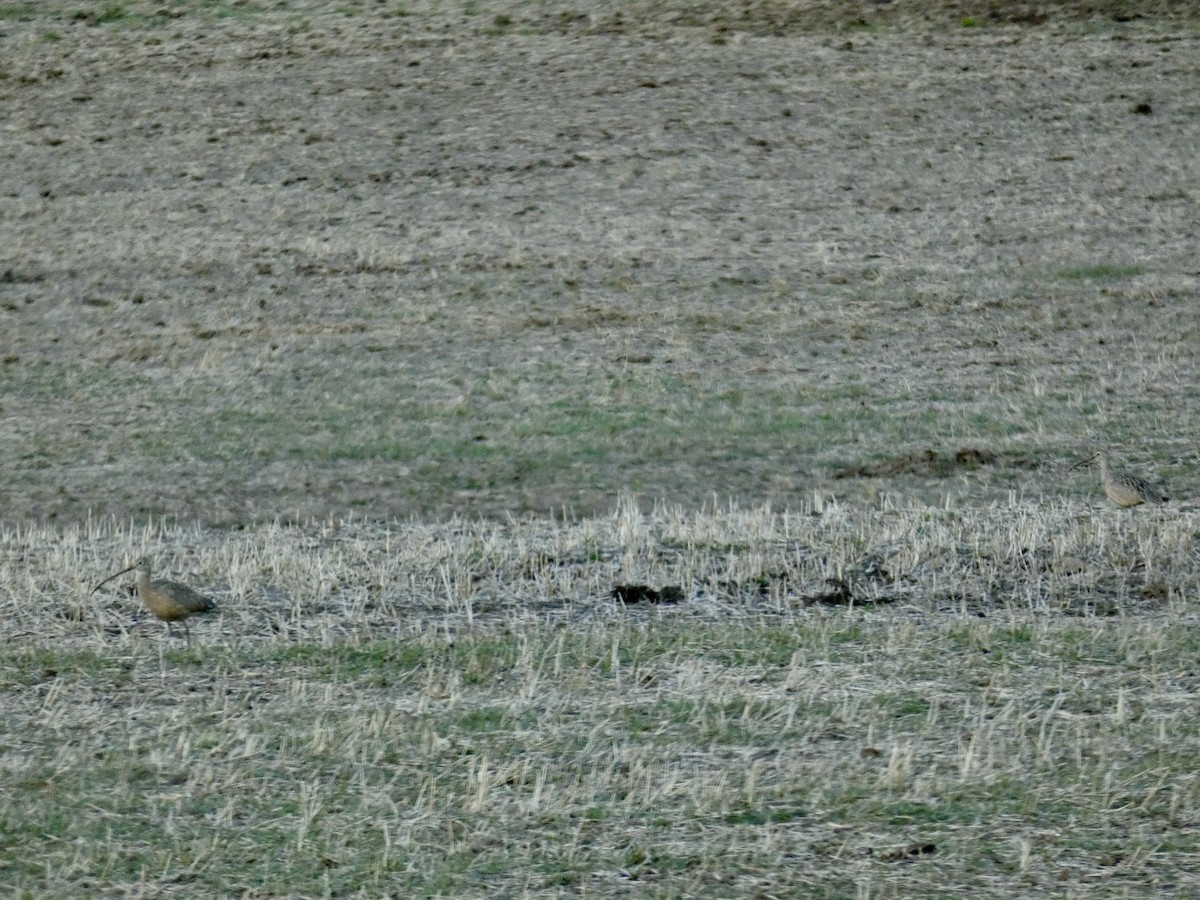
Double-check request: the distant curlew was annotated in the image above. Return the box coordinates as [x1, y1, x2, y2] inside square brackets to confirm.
[92, 557, 218, 641]
[1070, 450, 1168, 507]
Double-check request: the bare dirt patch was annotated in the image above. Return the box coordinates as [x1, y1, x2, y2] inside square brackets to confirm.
[1, 2, 1197, 526]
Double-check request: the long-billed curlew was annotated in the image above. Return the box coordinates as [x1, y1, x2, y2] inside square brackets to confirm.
[92, 557, 218, 641]
[1070, 450, 1168, 507]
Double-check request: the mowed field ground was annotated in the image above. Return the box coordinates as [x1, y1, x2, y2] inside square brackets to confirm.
[2, 1, 1200, 896]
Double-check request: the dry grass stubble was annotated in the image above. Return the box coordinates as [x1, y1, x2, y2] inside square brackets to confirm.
[3, 498, 1199, 896]
[2, 3, 1199, 896]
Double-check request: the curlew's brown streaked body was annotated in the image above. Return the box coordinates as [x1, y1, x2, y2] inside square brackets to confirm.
[92, 557, 218, 641]
[1070, 451, 1168, 508]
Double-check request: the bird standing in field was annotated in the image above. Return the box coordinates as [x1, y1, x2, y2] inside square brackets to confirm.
[1070, 450, 1168, 507]
[92, 557, 218, 642]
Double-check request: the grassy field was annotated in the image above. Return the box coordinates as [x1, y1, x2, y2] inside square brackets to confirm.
[2, 0, 1198, 524]
[3, 500, 1200, 897]
[2, 1, 1200, 897]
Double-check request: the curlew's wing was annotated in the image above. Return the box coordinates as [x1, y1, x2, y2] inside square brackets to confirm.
[153, 579, 218, 614]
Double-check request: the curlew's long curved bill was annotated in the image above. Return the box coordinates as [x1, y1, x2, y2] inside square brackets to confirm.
[91, 563, 139, 595]
[1067, 454, 1099, 472]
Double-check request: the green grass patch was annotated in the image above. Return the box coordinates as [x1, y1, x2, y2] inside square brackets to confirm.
[0, 3, 37, 20]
